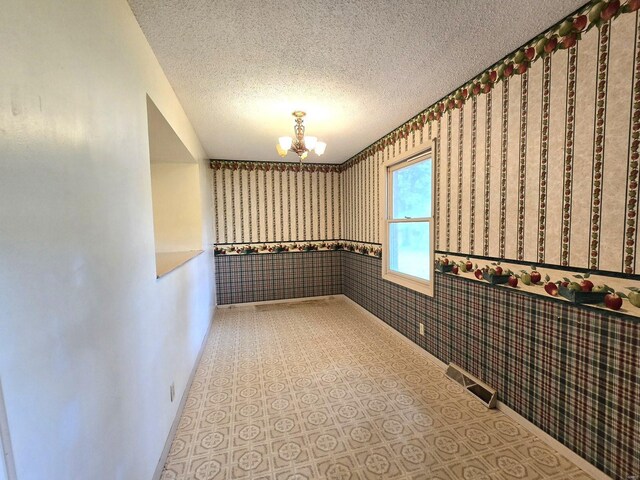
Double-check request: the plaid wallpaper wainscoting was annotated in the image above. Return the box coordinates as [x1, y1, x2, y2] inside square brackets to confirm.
[342, 252, 639, 480]
[215, 251, 342, 305]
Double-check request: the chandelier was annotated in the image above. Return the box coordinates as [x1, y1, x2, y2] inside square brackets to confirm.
[276, 111, 326, 161]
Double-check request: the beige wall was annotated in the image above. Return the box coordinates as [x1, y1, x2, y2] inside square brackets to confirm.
[151, 163, 203, 253]
[0, 1, 215, 479]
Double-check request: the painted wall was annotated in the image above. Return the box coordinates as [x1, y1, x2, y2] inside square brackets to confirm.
[150, 163, 203, 253]
[0, 453, 6, 480]
[0, 1, 215, 480]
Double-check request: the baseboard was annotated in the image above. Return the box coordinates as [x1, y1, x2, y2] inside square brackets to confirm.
[496, 401, 611, 480]
[151, 307, 217, 480]
[216, 294, 340, 309]
[0, 380, 16, 480]
[340, 294, 612, 480]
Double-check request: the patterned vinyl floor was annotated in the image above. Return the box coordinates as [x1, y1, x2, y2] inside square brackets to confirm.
[161, 297, 592, 480]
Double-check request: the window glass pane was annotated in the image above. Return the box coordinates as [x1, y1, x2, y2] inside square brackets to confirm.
[392, 159, 431, 219]
[389, 221, 430, 280]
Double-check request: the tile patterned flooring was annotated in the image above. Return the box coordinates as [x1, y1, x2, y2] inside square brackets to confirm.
[161, 297, 592, 480]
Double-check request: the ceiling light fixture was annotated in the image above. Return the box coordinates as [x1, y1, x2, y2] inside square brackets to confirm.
[276, 111, 326, 162]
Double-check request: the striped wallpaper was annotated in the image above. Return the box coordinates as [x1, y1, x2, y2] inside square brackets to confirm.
[211, 161, 341, 244]
[342, 11, 640, 275]
[212, 9, 640, 276]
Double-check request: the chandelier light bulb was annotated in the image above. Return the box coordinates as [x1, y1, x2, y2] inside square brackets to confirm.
[304, 136, 317, 151]
[275, 143, 288, 157]
[279, 136, 293, 151]
[315, 141, 327, 155]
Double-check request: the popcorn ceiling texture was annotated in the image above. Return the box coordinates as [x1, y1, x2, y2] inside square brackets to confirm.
[128, 0, 585, 164]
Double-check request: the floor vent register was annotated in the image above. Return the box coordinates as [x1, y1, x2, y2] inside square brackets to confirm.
[445, 363, 497, 409]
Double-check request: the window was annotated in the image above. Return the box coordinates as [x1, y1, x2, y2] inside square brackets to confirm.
[380, 146, 435, 296]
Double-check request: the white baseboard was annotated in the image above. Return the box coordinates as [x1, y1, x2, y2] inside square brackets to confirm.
[0, 380, 16, 480]
[340, 295, 611, 480]
[496, 401, 611, 480]
[216, 294, 340, 309]
[152, 308, 217, 480]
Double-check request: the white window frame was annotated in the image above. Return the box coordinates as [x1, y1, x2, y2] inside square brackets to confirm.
[379, 143, 435, 296]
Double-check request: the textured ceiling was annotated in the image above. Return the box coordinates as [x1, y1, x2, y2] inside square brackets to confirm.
[129, 0, 587, 164]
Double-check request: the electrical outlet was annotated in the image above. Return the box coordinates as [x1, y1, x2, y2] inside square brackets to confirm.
[170, 382, 175, 403]
[419, 323, 425, 336]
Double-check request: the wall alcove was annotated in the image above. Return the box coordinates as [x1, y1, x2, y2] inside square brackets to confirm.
[147, 96, 203, 278]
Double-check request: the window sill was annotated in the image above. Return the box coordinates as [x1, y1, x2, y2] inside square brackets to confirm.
[155, 250, 204, 279]
[382, 270, 433, 297]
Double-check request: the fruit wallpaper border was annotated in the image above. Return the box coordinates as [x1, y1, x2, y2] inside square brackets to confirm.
[213, 240, 382, 258]
[210, 159, 343, 174]
[434, 253, 640, 319]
